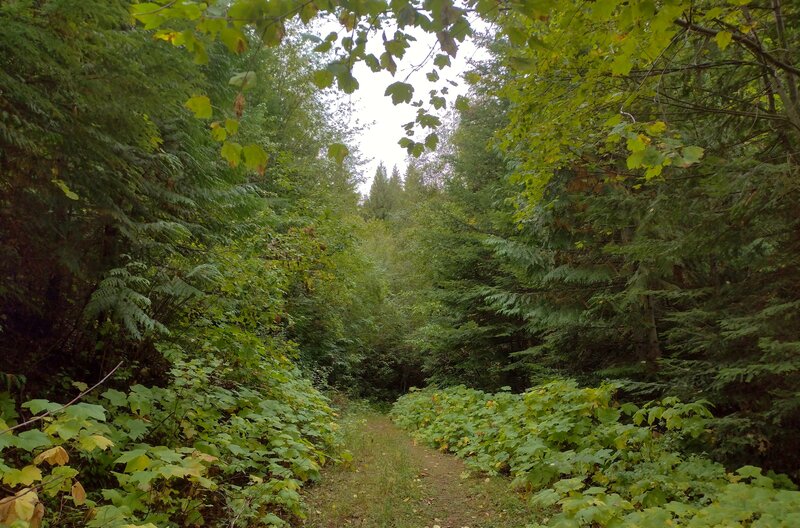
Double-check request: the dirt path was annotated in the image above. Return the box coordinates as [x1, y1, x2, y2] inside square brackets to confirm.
[301, 414, 533, 528]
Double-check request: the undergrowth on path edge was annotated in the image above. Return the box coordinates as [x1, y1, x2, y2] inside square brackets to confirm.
[391, 382, 800, 528]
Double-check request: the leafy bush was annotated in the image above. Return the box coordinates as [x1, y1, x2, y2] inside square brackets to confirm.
[392, 382, 800, 527]
[0, 330, 342, 528]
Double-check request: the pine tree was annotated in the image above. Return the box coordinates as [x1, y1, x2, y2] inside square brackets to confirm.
[403, 162, 426, 201]
[364, 163, 404, 221]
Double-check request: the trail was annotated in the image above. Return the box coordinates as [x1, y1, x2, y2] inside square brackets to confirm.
[301, 414, 533, 528]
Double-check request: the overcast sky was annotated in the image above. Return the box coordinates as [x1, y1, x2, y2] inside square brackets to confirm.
[314, 19, 489, 194]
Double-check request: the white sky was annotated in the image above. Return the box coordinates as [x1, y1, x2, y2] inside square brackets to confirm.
[314, 18, 490, 194]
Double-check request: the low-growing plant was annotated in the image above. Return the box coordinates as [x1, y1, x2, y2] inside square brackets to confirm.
[0, 343, 341, 527]
[391, 382, 800, 527]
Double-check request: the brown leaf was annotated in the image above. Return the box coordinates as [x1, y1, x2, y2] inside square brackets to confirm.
[191, 451, 218, 464]
[0, 488, 39, 524]
[34, 446, 69, 466]
[30, 502, 45, 528]
[0, 495, 14, 524]
[234, 93, 245, 118]
[71, 481, 86, 506]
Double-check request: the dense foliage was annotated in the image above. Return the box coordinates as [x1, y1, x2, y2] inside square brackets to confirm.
[0, 1, 371, 526]
[0, 344, 339, 527]
[2, 0, 800, 524]
[393, 384, 800, 527]
[352, 0, 800, 480]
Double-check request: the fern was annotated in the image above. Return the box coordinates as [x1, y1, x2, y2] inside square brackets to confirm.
[85, 261, 167, 339]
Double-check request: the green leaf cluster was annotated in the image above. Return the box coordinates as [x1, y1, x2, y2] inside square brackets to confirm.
[392, 383, 800, 527]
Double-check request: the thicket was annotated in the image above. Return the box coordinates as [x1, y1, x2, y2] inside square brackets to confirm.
[393, 384, 800, 527]
[2, 0, 800, 523]
[0, 1, 371, 526]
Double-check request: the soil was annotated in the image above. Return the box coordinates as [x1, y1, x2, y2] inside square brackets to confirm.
[301, 415, 533, 528]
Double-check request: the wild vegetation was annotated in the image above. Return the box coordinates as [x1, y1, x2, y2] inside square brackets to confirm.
[1, 1, 364, 525]
[1, 0, 799, 526]
[354, 0, 800, 478]
[393, 384, 800, 527]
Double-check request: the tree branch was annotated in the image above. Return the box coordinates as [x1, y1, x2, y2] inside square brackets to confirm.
[0, 361, 124, 436]
[674, 18, 800, 77]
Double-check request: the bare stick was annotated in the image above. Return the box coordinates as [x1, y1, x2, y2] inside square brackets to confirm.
[0, 361, 124, 436]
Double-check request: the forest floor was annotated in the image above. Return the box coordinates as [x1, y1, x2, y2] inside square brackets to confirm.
[300, 412, 535, 528]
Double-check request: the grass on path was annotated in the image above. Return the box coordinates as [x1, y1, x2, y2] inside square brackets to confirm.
[301, 412, 534, 528]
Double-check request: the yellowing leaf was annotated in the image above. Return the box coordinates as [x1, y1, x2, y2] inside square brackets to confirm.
[14, 489, 38, 521]
[42, 466, 78, 498]
[34, 446, 69, 466]
[300, 1, 319, 23]
[51, 179, 79, 200]
[80, 434, 114, 451]
[220, 27, 247, 54]
[131, 2, 165, 29]
[210, 122, 227, 142]
[3, 465, 43, 487]
[626, 150, 646, 169]
[71, 481, 86, 505]
[715, 31, 733, 50]
[626, 134, 649, 152]
[154, 30, 180, 43]
[221, 142, 243, 167]
[327, 143, 349, 164]
[20, 466, 43, 485]
[646, 121, 667, 135]
[224, 118, 239, 135]
[242, 144, 268, 173]
[185, 95, 212, 119]
[701, 7, 723, 20]
[125, 454, 151, 473]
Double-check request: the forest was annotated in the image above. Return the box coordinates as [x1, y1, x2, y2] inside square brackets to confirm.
[0, 0, 799, 526]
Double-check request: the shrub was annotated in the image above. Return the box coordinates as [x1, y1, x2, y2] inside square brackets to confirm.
[392, 381, 800, 527]
[0, 334, 341, 527]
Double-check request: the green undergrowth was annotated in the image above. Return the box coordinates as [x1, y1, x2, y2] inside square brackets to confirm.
[391, 382, 800, 527]
[0, 342, 342, 528]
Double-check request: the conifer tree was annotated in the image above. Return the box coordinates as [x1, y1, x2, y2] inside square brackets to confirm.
[364, 163, 405, 221]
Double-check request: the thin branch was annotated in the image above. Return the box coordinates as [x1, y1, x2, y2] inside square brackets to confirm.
[134, 1, 178, 16]
[674, 18, 800, 77]
[627, 60, 762, 76]
[0, 361, 124, 436]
